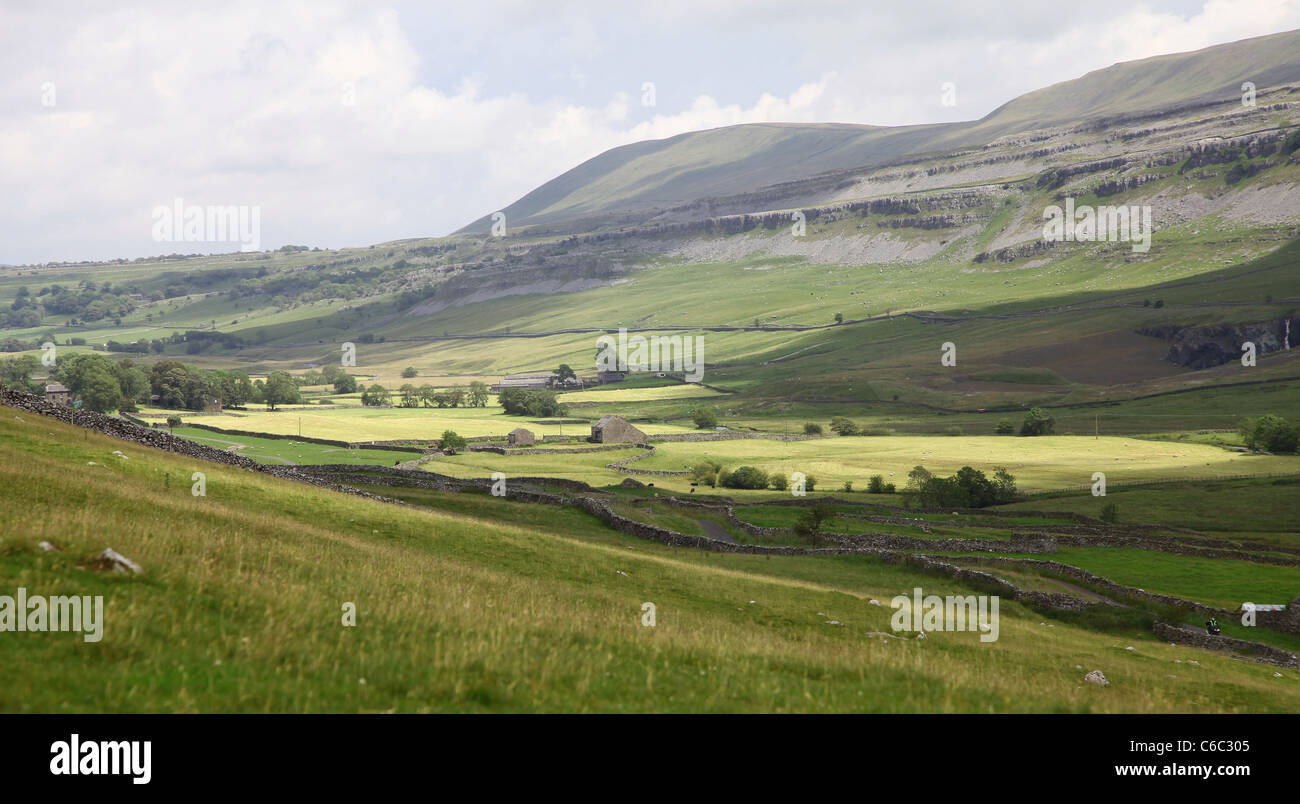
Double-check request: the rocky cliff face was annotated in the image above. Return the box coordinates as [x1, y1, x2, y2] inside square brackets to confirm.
[1138, 316, 1297, 369]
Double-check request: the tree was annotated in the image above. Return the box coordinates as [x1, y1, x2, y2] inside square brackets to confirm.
[399, 384, 420, 408]
[553, 364, 576, 385]
[803, 422, 823, 435]
[720, 465, 768, 490]
[468, 380, 489, 408]
[1239, 414, 1299, 453]
[361, 384, 390, 407]
[263, 371, 300, 410]
[688, 459, 724, 488]
[794, 502, 834, 546]
[1020, 407, 1055, 437]
[904, 465, 932, 504]
[829, 416, 859, 436]
[75, 361, 124, 413]
[498, 388, 566, 417]
[439, 430, 467, 454]
[834, 312, 843, 324]
[56, 353, 137, 412]
[418, 384, 438, 407]
[992, 467, 1018, 504]
[768, 473, 789, 491]
[995, 418, 1015, 435]
[0, 355, 41, 393]
[401, 366, 418, 378]
[333, 373, 358, 394]
[691, 407, 718, 429]
[112, 360, 150, 411]
[952, 466, 997, 507]
[867, 474, 886, 493]
[218, 371, 253, 408]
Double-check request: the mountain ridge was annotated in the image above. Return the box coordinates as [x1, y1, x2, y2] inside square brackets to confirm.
[460, 28, 1300, 235]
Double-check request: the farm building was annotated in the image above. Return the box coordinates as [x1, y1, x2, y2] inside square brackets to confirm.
[44, 383, 71, 405]
[590, 415, 646, 444]
[493, 372, 553, 392]
[507, 427, 535, 447]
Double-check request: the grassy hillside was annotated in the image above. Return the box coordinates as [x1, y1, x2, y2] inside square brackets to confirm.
[457, 122, 955, 232]
[3, 405, 1297, 713]
[460, 29, 1300, 232]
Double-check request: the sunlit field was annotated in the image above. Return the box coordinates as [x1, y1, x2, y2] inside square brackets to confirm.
[4, 406, 1297, 713]
[137, 404, 699, 441]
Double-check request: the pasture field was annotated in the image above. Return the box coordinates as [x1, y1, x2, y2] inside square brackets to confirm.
[3, 406, 1297, 713]
[135, 404, 697, 441]
[558, 384, 725, 404]
[947, 547, 1300, 612]
[168, 426, 419, 466]
[417, 433, 1300, 497]
[627, 435, 1300, 491]
[996, 477, 1300, 541]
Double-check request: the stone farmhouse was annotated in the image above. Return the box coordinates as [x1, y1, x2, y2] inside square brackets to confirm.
[44, 383, 71, 406]
[507, 427, 535, 447]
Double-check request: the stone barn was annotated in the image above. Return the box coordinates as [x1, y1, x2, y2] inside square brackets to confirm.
[507, 427, 535, 447]
[590, 415, 646, 444]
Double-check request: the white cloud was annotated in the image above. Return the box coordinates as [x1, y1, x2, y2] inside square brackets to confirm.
[1, 0, 1297, 263]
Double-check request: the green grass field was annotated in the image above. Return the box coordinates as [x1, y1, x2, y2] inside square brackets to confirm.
[4, 404, 1298, 712]
[168, 426, 420, 466]
[138, 405, 697, 441]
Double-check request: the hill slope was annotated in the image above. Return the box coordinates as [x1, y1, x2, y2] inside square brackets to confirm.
[2, 404, 1298, 712]
[461, 29, 1300, 233]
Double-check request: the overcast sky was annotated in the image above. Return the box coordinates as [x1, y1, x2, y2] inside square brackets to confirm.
[2, 0, 1299, 264]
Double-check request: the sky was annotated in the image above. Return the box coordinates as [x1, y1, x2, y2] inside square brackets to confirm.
[2, 0, 1299, 264]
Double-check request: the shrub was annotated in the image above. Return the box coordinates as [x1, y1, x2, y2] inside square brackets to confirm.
[1100, 502, 1119, 523]
[360, 384, 389, 407]
[945, 425, 963, 437]
[691, 407, 719, 429]
[768, 473, 789, 491]
[867, 474, 885, 493]
[803, 475, 817, 492]
[1239, 414, 1299, 453]
[166, 415, 181, 427]
[439, 430, 467, 454]
[793, 502, 835, 546]
[1020, 407, 1055, 436]
[498, 388, 566, 417]
[720, 465, 769, 490]
[802, 422, 823, 435]
[841, 480, 853, 493]
[688, 459, 724, 488]
[995, 419, 1015, 435]
[829, 416, 859, 436]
